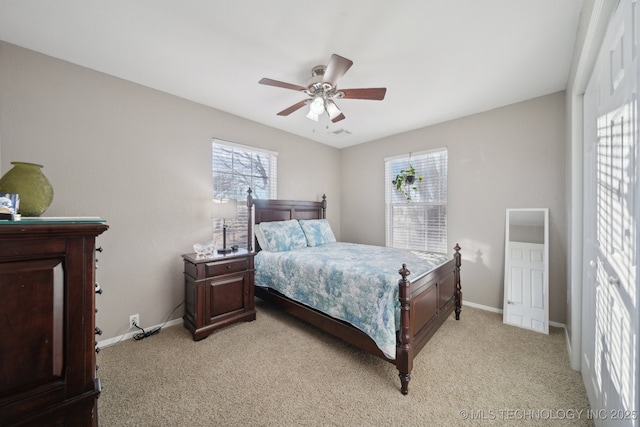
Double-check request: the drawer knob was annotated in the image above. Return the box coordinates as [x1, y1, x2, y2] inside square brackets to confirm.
[226, 265, 231, 269]
[95, 327, 103, 335]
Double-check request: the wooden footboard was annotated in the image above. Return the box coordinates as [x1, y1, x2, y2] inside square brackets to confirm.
[254, 244, 462, 395]
[396, 244, 462, 394]
[248, 191, 462, 395]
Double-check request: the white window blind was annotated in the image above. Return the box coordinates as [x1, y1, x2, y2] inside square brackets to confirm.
[212, 139, 277, 248]
[385, 149, 448, 254]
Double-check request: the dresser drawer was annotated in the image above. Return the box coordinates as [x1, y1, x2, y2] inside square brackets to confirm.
[205, 258, 248, 277]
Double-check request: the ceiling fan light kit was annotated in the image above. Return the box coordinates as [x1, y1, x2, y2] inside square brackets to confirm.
[308, 97, 326, 121]
[259, 54, 387, 124]
[325, 100, 341, 120]
[306, 110, 319, 122]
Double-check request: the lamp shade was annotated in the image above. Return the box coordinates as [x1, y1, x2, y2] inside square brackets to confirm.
[212, 198, 237, 219]
[325, 100, 341, 120]
[306, 110, 319, 121]
[309, 97, 325, 114]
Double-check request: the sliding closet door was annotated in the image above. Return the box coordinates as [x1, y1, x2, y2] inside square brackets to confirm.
[582, 0, 638, 425]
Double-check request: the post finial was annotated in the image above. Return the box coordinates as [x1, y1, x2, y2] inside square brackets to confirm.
[399, 263, 410, 280]
[321, 194, 327, 219]
[246, 187, 253, 207]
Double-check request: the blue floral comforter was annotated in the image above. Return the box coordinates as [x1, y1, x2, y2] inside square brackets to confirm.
[254, 242, 449, 359]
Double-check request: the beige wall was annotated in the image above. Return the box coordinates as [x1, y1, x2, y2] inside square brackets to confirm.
[340, 92, 567, 323]
[0, 41, 569, 338]
[0, 42, 341, 340]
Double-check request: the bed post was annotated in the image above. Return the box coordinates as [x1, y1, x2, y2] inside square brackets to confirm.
[321, 194, 327, 219]
[397, 263, 412, 395]
[247, 188, 254, 252]
[454, 243, 462, 320]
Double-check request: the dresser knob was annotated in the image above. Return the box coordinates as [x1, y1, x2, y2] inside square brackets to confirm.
[95, 283, 103, 294]
[96, 247, 103, 253]
[95, 344, 101, 353]
[227, 265, 231, 269]
[95, 327, 102, 335]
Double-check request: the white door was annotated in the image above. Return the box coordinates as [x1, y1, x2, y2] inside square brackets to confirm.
[504, 242, 547, 332]
[582, 0, 639, 425]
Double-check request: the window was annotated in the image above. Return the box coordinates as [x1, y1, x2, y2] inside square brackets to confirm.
[385, 149, 448, 254]
[212, 139, 277, 248]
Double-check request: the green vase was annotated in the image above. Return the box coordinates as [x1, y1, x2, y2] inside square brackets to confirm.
[0, 162, 54, 216]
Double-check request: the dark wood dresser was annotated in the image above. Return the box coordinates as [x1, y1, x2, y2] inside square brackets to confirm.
[182, 248, 256, 341]
[0, 219, 108, 426]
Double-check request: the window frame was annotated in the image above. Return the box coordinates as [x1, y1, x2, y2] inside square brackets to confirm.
[384, 148, 448, 254]
[212, 138, 277, 248]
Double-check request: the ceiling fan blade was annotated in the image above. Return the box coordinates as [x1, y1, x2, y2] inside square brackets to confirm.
[259, 78, 308, 92]
[331, 113, 346, 123]
[340, 88, 387, 100]
[277, 100, 309, 116]
[322, 54, 353, 87]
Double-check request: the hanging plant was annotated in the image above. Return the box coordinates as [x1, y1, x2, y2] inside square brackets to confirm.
[392, 164, 423, 202]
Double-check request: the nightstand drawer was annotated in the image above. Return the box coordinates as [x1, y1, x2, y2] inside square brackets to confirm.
[205, 258, 249, 277]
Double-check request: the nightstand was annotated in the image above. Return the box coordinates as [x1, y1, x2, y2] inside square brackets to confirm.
[182, 248, 256, 341]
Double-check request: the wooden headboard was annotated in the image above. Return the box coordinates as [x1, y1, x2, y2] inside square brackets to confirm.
[246, 188, 326, 252]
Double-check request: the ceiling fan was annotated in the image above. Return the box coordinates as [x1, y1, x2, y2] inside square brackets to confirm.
[259, 54, 386, 123]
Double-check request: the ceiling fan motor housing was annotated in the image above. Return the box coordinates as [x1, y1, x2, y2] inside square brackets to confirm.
[306, 66, 343, 101]
[307, 65, 328, 92]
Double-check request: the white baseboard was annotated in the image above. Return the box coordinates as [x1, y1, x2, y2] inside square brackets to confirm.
[99, 303, 566, 347]
[462, 301, 566, 329]
[98, 318, 183, 348]
[564, 326, 579, 371]
[462, 300, 503, 314]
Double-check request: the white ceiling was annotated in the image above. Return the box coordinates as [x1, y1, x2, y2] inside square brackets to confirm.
[0, 0, 583, 149]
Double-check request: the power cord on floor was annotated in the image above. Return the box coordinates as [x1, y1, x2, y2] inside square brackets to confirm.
[132, 301, 184, 341]
[132, 321, 161, 340]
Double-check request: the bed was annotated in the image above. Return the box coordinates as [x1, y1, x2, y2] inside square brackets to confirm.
[246, 190, 461, 395]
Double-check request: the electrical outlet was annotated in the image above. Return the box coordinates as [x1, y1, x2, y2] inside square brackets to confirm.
[129, 314, 139, 329]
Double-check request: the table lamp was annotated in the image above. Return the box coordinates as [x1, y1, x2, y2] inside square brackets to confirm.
[212, 198, 237, 254]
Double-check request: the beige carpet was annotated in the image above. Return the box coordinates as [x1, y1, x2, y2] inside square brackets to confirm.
[97, 300, 593, 426]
